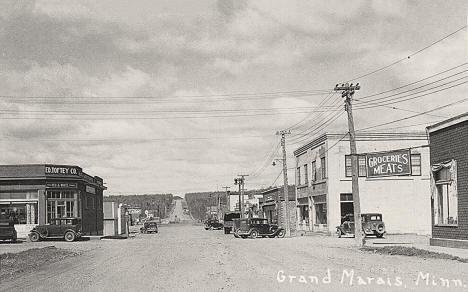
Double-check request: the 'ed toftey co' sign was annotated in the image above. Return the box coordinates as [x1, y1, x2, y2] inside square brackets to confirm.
[45, 165, 79, 176]
[366, 149, 411, 178]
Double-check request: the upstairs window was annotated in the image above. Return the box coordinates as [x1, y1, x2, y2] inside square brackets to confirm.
[296, 167, 301, 186]
[345, 155, 366, 177]
[311, 161, 317, 181]
[304, 164, 308, 185]
[321, 157, 326, 179]
[411, 154, 421, 176]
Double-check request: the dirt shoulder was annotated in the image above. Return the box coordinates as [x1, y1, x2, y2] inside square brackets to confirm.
[0, 246, 79, 281]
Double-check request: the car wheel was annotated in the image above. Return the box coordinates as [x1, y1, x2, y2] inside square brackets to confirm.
[250, 230, 258, 239]
[29, 232, 40, 242]
[276, 229, 285, 238]
[234, 232, 240, 238]
[64, 231, 76, 242]
[336, 229, 342, 238]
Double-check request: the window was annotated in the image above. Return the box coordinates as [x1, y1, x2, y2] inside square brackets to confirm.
[411, 154, 421, 176]
[296, 167, 301, 186]
[433, 165, 458, 225]
[304, 164, 308, 185]
[311, 161, 316, 181]
[86, 196, 95, 209]
[315, 203, 327, 224]
[321, 157, 326, 179]
[345, 155, 366, 177]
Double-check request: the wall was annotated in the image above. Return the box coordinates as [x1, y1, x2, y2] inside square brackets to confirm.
[430, 121, 468, 241]
[327, 136, 431, 235]
[278, 201, 297, 231]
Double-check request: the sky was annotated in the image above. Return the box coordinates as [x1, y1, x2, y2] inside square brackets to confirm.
[0, 0, 466, 195]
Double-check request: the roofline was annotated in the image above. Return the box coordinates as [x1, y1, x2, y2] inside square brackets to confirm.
[426, 112, 468, 133]
[293, 131, 427, 156]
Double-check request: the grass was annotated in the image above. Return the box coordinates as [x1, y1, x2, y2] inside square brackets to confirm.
[361, 246, 468, 263]
[0, 246, 79, 280]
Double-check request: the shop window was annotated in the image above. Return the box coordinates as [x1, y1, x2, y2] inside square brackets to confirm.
[315, 203, 327, 224]
[432, 160, 458, 225]
[321, 157, 326, 179]
[345, 155, 366, 177]
[411, 154, 421, 176]
[296, 167, 301, 185]
[304, 164, 308, 185]
[311, 161, 316, 181]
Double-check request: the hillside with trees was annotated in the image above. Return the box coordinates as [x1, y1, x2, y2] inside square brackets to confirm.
[104, 194, 174, 218]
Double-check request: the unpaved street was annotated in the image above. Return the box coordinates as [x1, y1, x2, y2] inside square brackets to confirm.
[1, 223, 468, 292]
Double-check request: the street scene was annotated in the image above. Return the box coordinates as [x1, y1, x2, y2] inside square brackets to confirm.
[0, 1, 467, 291]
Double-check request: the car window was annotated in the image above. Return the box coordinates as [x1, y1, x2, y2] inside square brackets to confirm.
[370, 215, 381, 221]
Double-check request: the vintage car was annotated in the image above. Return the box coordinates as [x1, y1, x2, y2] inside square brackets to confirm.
[29, 217, 82, 242]
[204, 219, 223, 230]
[233, 218, 285, 239]
[336, 213, 386, 238]
[0, 214, 17, 243]
[223, 212, 241, 234]
[140, 221, 158, 234]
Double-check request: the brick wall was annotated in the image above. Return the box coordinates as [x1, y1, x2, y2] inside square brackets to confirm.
[277, 201, 297, 231]
[430, 120, 468, 240]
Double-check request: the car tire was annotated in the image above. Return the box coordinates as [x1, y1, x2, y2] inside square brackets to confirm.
[29, 232, 40, 242]
[336, 229, 342, 238]
[276, 229, 285, 238]
[64, 231, 76, 242]
[250, 230, 258, 239]
[234, 233, 240, 238]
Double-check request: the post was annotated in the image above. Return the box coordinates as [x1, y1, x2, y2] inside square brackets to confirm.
[235, 175, 248, 218]
[277, 130, 291, 237]
[334, 82, 364, 247]
[222, 186, 230, 212]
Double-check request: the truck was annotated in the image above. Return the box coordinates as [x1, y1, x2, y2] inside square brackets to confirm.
[223, 212, 241, 234]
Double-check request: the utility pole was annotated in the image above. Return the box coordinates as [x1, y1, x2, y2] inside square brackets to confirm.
[334, 82, 364, 247]
[234, 175, 248, 218]
[222, 186, 230, 212]
[276, 130, 291, 237]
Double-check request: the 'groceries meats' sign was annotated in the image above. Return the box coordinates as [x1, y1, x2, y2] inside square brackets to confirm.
[366, 149, 411, 178]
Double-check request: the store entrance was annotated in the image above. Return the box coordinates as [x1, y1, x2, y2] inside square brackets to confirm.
[340, 193, 354, 223]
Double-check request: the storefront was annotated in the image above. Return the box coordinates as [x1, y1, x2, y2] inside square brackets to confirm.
[427, 113, 468, 248]
[261, 186, 296, 230]
[0, 164, 106, 236]
[294, 132, 431, 235]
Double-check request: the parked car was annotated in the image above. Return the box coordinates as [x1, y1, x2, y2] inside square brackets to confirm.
[204, 219, 223, 230]
[233, 218, 285, 239]
[0, 214, 17, 243]
[223, 212, 241, 234]
[140, 221, 158, 234]
[29, 218, 82, 242]
[336, 213, 386, 238]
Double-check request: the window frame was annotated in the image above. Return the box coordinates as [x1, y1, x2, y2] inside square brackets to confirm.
[311, 160, 317, 182]
[303, 164, 308, 185]
[296, 167, 301, 186]
[321, 157, 327, 179]
[345, 155, 366, 177]
[411, 153, 422, 176]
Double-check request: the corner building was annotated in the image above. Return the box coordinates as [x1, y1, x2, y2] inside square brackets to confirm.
[0, 164, 106, 236]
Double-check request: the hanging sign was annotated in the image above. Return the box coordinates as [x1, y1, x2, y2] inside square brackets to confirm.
[366, 149, 411, 178]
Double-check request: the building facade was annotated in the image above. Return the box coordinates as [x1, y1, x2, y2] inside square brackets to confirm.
[261, 186, 296, 231]
[0, 164, 106, 236]
[427, 113, 468, 248]
[294, 132, 431, 235]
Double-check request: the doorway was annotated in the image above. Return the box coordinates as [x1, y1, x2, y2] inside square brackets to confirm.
[340, 193, 354, 223]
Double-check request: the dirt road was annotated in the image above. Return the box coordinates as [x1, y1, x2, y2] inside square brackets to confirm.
[1, 224, 468, 292]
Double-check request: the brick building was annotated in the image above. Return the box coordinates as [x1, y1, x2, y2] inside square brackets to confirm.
[0, 164, 106, 237]
[261, 186, 296, 231]
[427, 113, 468, 248]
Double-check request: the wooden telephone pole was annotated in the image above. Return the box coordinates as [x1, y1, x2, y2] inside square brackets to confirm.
[276, 130, 291, 237]
[234, 175, 248, 218]
[334, 82, 364, 247]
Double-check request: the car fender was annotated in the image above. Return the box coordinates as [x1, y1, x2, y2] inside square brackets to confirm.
[336, 226, 346, 234]
[272, 227, 284, 235]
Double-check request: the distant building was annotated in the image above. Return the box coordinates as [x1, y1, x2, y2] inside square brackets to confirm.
[0, 164, 106, 236]
[294, 132, 431, 235]
[427, 113, 468, 248]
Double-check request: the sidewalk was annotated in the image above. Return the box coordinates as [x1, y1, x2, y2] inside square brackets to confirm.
[365, 234, 468, 259]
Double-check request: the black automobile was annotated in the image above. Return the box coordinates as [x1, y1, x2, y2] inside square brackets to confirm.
[140, 221, 158, 234]
[336, 213, 386, 238]
[204, 219, 223, 230]
[0, 214, 17, 243]
[223, 212, 241, 234]
[29, 218, 82, 242]
[233, 218, 285, 239]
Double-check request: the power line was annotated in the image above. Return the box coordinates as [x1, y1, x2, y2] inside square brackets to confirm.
[343, 25, 467, 83]
[356, 98, 468, 132]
